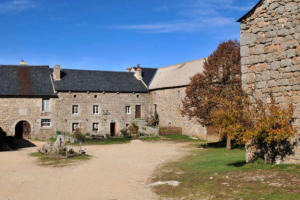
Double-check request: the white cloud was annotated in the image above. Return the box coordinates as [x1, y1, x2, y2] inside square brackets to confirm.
[0, 0, 37, 14]
[111, 0, 255, 33]
[115, 17, 235, 33]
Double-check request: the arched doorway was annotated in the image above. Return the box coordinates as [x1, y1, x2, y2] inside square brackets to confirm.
[15, 121, 31, 139]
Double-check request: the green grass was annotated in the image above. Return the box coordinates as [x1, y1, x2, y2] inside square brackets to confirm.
[29, 152, 91, 167]
[140, 134, 205, 143]
[140, 136, 161, 141]
[77, 137, 131, 145]
[152, 146, 300, 200]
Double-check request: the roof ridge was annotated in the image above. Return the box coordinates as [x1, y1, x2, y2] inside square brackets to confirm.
[0, 65, 49, 68]
[159, 58, 205, 69]
[60, 68, 134, 74]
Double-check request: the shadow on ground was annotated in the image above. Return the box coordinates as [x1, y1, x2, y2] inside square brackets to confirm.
[0, 128, 36, 151]
[227, 161, 247, 167]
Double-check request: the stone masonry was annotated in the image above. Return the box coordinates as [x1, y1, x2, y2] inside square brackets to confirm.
[240, 0, 300, 163]
[0, 98, 56, 139]
[150, 87, 216, 141]
[55, 92, 150, 136]
[240, 0, 300, 128]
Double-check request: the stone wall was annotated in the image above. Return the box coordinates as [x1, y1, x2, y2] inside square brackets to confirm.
[54, 92, 150, 136]
[240, 0, 300, 128]
[0, 98, 56, 139]
[150, 87, 214, 140]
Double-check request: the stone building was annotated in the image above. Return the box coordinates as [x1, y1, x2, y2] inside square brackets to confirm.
[148, 59, 214, 140]
[0, 63, 152, 140]
[0, 59, 209, 140]
[239, 0, 300, 163]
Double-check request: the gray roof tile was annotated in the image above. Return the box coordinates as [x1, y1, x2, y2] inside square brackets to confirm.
[0, 65, 56, 97]
[53, 69, 148, 93]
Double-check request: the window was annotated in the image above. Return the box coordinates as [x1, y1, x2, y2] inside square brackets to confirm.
[72, 123, 79, 132]
[41, 119, 51, 128]
[125, 106, 131, 115]
[42, 99, 50, 112]
[92, 123, 99, 132]
[93, 105, 99, 115]
[72, 105, 79, 115]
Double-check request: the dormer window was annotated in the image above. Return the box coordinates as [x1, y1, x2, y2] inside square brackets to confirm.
[42, 99, 50, 112]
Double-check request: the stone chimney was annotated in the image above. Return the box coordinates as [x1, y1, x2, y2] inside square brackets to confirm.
[53, 65, 61, 81]
[126, 68, 132, 72]
[134, 66, 142, 80]
[20, 60, 27, 65]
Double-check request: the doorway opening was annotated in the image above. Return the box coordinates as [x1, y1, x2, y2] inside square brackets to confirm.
[110, 122, 116, 137]
[15, 121, 31, 139]
[135, 105, 141, 119]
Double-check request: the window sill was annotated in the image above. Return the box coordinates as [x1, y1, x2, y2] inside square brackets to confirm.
[41, 126, 52, 130]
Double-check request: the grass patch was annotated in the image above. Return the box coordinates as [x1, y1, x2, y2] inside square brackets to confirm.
[78, 138, 131, 145]
[141, 134, 205, 143]
[151, 146, 300, 200]
[140, 136, 161, 142]
[29, 152, 91, 167]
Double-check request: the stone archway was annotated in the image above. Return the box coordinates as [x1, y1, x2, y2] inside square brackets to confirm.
[15, 121, 31, 139]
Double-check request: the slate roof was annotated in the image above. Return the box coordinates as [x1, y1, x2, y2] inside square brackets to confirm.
[149, 59, 205, 90]
[141, 68, 157, 87]
[53, 69, 148, 93]
[0, 65, 56, 97]
[237, 0, 263, 22]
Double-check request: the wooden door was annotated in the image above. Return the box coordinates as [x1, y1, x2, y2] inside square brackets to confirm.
[135, 105, 141, 119]
[22, 121, 31, 138]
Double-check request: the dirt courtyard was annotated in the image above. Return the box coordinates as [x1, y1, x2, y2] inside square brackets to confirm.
[0, 140, 187, 200]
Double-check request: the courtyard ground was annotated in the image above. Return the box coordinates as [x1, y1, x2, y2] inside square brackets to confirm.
[0, 140, 187, 200]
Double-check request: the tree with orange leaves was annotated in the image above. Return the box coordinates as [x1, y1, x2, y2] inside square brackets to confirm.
[181, 40, 241, 149]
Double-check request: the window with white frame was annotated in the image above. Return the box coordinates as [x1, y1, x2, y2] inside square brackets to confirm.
[92, 123, 99, 132]
[72, 123, 79, 132]
[72, 105, 79, 115]
[41, 119, 51, 128]
[42, 99, 50, 112]
[93, 105, 99, 115]
[125, 106, 131, 115]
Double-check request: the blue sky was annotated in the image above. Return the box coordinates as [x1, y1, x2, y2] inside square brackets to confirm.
[0, 0, 257, 71]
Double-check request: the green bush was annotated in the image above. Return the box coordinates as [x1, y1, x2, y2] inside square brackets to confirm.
[128, 123, 139, 138]
[120, 128, 131, 139]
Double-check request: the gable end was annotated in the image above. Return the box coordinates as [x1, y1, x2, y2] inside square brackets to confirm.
[237, 0, 264, 22]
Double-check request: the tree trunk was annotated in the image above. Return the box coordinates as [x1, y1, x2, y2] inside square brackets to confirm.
[226, 135, 232, 150]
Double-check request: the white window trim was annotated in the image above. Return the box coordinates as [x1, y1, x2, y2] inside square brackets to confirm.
[125, 106, 131, 115]
[42, 99, 50, 113]
[72, 123, 80, 132]
[92, 122, 99, 132]
[72, 105, 79, 115]
[41, 119, 52, 129]
[93, 105, 99, 115]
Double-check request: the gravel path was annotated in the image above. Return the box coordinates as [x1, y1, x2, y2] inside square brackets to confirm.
[0, 140, 187, 200]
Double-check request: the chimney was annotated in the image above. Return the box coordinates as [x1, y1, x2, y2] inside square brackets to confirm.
[135, 66, 142, 80]
[20, 60, 27, 65]
[53, 65, 61, 81]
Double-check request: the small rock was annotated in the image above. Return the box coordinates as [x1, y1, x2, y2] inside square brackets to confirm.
[149, 181, 180, 187]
